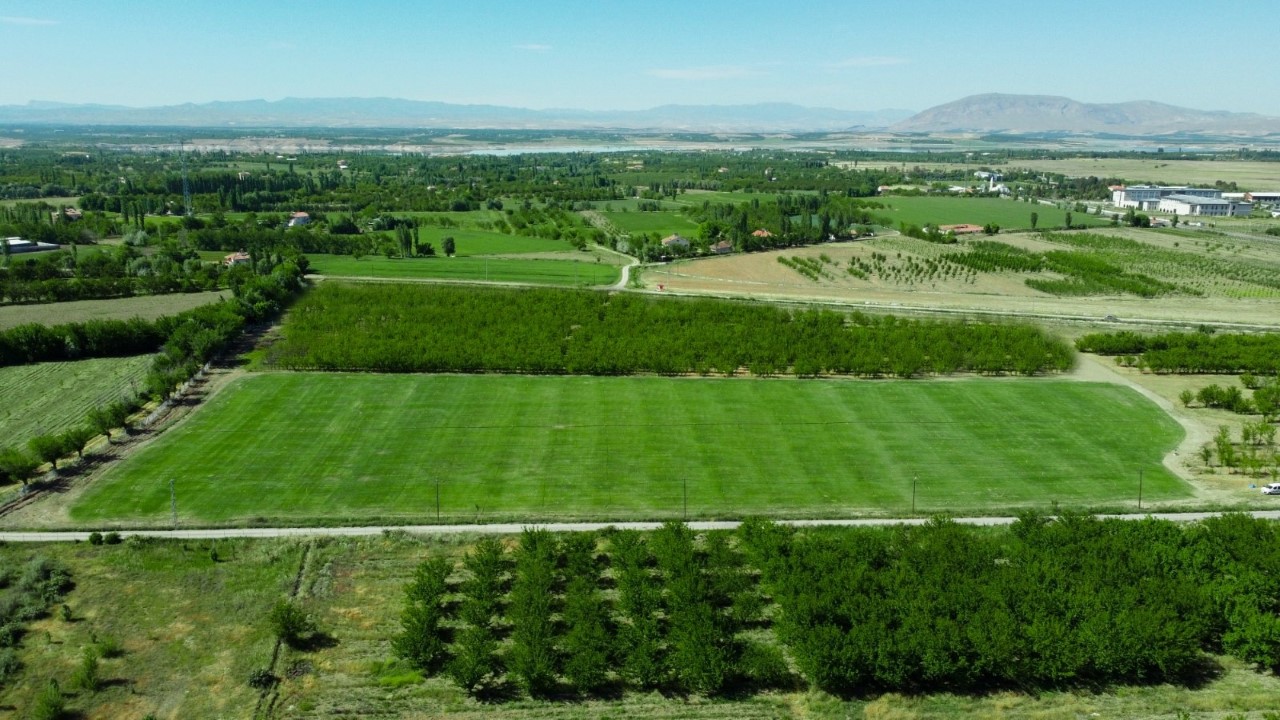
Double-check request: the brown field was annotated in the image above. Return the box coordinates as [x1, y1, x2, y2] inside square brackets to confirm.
[845, 157, 1280, 188]
[641, 229, 1280, 328]
[0, 291, 228, 330]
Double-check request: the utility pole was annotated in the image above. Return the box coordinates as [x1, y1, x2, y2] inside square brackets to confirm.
[912, 475, 918, 515]
[1138, 469, 1144, 510]
[435, 478, 441, 522]
[170, 478, 177, 530]
[682, 477, 688, 520]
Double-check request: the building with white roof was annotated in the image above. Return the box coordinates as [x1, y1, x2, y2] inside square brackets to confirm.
[1157, 195, 1251, 217]
[1111, 185, 1222, 210]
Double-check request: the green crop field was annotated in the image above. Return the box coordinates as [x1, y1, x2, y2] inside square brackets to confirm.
[0, 291, 228, 330]
[307, 254, 619, 285]
[602, 210, 701, 237]
[877, 196, 1108, 230]
[0, 355, 152, 448]
[381, 226, 576, 256]
[71, 373, 1188, 525]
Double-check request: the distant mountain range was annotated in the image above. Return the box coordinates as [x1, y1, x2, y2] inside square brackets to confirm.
[892, 94, 1280, 137]
[0, 97, 912, 132]
[0, 94, 1276, 137]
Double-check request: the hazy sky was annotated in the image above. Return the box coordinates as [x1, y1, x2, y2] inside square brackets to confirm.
[3, 0, 1277, 115]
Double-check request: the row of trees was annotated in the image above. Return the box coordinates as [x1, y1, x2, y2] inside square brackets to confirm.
[0, 399, 137, 487]
[390, 516, 1280, 701]
[741, 514, 1280, 692]
[938, 240, 1187, 298]
[393, 525, 776, 698]
[270, 284, 1075, 377]
[1076, 330, 1280, 374]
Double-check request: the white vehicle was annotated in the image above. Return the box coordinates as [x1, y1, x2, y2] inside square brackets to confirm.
[1262, 483, 1280, 496]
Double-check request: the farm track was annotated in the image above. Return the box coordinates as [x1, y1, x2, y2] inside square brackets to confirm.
[3, 510, 1280, 542]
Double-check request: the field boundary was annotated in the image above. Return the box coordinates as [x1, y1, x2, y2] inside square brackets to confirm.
[3, 510, 1280, 542]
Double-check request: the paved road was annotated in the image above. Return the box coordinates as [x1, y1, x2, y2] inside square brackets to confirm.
[3, 510, 1279, 543]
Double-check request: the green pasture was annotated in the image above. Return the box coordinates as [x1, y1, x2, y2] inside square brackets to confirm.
[0, 355, 152, 449]
[878, 196, 1108, 230]
[602, 210, 701, 237]
[307, 254, 618, 285]
[392, 226, 575, 256]
[71, 374, 1189, 525]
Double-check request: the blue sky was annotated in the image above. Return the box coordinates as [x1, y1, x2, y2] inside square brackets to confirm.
[2, 0, 1277, 115]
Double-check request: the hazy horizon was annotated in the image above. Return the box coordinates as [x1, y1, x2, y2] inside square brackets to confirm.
[2, 0, 1278, 116]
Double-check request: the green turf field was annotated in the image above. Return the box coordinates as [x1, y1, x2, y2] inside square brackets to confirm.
[387, 226, 576, 256]
[0, 355, 152, 448]
[878, 196, 1108, 230]
[602, 210, 701, 237]
[71, 374, 1188, 525]
[307, 254, 619, 285]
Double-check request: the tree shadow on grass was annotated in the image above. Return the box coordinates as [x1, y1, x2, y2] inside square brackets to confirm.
[287, 631, 339, 652]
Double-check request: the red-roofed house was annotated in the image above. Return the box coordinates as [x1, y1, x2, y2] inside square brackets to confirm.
[751, 228, 773, 238]
[224, 251, 251, 267]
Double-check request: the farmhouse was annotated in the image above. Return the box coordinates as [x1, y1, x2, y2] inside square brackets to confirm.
[710, 240, 733, 254]
[1157, 195, 1252, 217]
[223, 251, 251, 266]
[2, 237, 58, 254]
[660, 234, 690, 249]
[751, 228, 773, 238]
[287, 211, 311, 227]
[1111, 185, 1221, 210]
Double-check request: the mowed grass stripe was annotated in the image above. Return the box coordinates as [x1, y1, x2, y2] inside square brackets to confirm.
[0, 355, 153, 448]
[70, 374, 1189, 524]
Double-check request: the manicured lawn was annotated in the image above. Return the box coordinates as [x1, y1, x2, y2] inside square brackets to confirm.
[307, 254, 619, 285]
[71, 374, 1189, 525]
[877, 196, 1109, 230]
[0, 356, 153, 448]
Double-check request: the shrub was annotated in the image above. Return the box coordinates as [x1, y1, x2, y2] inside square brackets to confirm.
[247, 668, 277, 689]
[0, 647, 19, 684]
[267, 599, 315, 649]
[29, 679, 64, 720]
[96, 635, 123, 659]
[69, 647, 100, 692]
[103, 531, 122, 545]
[87, 532, 103, 546]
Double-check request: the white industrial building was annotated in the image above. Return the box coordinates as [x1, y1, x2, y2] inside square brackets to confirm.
[1157, 195, 1252, 217]
[1111, 185, 1222, 210]
[1245, 192, 1280, 204]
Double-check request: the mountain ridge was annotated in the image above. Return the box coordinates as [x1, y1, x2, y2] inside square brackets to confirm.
[0, 97, 912, 132]
[893, 93, 1280, 136]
